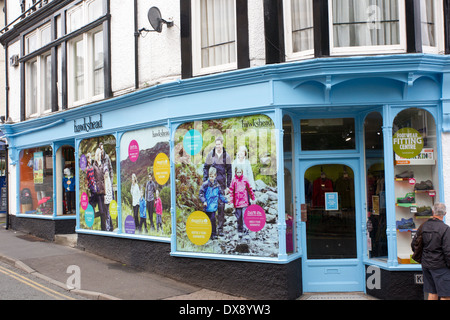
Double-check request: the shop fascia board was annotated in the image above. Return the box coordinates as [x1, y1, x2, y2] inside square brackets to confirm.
[2, 53, 449, 138]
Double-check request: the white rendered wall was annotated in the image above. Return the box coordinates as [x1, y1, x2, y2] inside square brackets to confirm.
[6, 40, 20, 123]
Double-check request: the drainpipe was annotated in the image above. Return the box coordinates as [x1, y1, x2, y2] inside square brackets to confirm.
[5, 144, 8, 230]
[4, 0, 9, 230]
[134, 0, 139, 89]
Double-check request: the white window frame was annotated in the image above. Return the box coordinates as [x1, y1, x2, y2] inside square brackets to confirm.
[24, 23, 53, 118]
[66, 0, 104, 107]
[421, 0, 445, 54]
[328, 0, 407, 56]
[283, 0, 315, 61]
[191, 0, 238, 76]
[25, 58, 38, 118]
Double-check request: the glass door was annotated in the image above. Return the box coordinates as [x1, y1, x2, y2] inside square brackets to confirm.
[301, 160, 363, 292]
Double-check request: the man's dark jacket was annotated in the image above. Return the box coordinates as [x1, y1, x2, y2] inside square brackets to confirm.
[412, 218, 450, 269]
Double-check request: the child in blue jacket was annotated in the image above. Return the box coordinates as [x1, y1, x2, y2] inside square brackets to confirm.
[139, 189, 148, 233]
[199, 167, 228, 240]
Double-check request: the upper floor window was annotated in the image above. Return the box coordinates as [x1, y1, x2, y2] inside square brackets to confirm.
[68, 27, 104, 107]
[421, 0, 444, 53]
[192, 0, 237, 76]
[330, 0, 406, 55]
[67, 0, 103, 33]
[284, 0, 314, 60]
[24, 23, 52, 118]
[67, 0, 104, 107]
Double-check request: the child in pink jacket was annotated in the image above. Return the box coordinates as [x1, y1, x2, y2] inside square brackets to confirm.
[229, 165, 255, 237]
[154, 190, 163, 233]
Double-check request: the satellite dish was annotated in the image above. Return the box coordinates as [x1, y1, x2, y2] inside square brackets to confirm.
[148, 7, 173, 33]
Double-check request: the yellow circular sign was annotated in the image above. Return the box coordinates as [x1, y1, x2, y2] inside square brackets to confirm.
[109, 200, 118, 219]
[153, 153, 170, 185]
[186, 211, 212, 245]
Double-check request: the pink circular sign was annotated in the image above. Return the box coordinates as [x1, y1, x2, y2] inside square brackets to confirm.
[80, 192, 89, 210]
[128, 140, 139, 162]
[244, 205, 266, 232]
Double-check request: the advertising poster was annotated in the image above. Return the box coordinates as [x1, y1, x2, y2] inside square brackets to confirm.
[78, 135, 117, 232]
[174, 115, 279, 257]
[120, 126, 171, 237]
[33, 151, 44, 184]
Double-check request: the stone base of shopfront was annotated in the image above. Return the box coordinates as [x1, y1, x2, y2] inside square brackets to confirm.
[9, 215, 76, 241]
[77, 233, 303, 300]
[365, 265, 424, 300]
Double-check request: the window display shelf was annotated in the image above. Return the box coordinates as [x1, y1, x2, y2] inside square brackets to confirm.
[395, 203, 416, 207]
[414, 189, 436, 196]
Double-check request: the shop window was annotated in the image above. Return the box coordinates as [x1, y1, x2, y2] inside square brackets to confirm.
[19, 146, 54, 215]
[78, 135, 116, 232]
[364, 112, 387, 260]
[283, 115, 297, 254]
[392, 108, 437, 265]
[191, 0, 237, 75]
[300, 118, 355, 150]
[119, 127, 171, 237]
[57, 146, 76, 215]
[330, 0, 406, 55]
[174, 115, 278, 258]
[283, 0, 314, 60]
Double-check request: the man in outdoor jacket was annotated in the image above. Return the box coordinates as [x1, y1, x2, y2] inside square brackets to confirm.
[412, 202, 450, 300]
[203, 136, 232, 236]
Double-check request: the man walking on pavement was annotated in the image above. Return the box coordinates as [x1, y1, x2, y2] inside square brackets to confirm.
[203, 136, 232, 237]
[412, 202, 450, 300]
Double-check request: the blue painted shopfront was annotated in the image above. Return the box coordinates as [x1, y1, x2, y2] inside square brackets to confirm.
[2, 54, 449, 298]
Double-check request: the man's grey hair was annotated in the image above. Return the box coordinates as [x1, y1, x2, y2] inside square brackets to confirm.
[433, 203, 446, 217]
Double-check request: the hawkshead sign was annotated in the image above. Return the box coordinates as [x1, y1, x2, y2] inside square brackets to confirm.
[74, 114, 103, 133]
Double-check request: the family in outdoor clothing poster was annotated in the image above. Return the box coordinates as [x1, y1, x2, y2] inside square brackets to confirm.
[175, 115, 279, 257]
[119, 126, 171, 237]
[79, 135, 117, 232]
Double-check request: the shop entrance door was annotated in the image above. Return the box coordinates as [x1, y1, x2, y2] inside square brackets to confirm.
[301, 160, 363, 292]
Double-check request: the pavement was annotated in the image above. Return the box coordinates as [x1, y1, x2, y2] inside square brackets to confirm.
[0, 214, 376, 301]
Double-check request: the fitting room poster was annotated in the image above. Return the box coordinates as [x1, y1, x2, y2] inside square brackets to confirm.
[119, 126, 171, 237]
[174, 114, 279, 257]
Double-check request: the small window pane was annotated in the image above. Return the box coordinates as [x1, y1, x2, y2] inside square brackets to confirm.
[42, 54, 52, 112]
[88, 0, 103, 22]
[73, 39, 84, 101]
[68, 6, 83, 33]
[291, 0, 314, 52]
[26, 33, 37, 54]
[200, 0, 236, 68]
[301, 118, 355, 150]
[27, 60, 38, 115]
[332, 0, 400, 47]
[421, 0, 435, 47]
[41, 25, 52, 46]
[93, 30, 104, 96]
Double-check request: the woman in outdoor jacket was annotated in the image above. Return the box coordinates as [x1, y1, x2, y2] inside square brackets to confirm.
[93, 148, 106, 230]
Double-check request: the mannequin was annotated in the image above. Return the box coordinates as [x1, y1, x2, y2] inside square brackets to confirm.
[63, 168, 75, 214]
[335, 170, 354, 209]
[312, 172, 333, 207]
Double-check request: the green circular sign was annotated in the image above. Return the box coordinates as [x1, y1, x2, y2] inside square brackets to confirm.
[393, 128, 424, 159]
